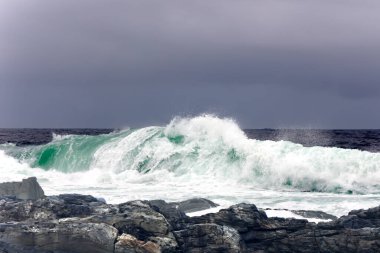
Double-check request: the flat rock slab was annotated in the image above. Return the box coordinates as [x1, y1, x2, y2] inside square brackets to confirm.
[175, 198, 219, 213]
[150, 198, 219, 214]
[292, 210, 337, 220]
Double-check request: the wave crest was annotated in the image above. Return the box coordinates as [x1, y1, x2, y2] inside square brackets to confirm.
[1, 115, 380, 194]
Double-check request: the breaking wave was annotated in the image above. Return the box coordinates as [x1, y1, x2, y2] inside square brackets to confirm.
[1, 115, 380, 194]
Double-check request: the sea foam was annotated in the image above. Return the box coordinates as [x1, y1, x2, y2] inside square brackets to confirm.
[1, 115, 380, 217]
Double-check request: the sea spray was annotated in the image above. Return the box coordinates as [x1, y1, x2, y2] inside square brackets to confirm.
[1, 115, 380, 216]
[1, 115, 380, 193]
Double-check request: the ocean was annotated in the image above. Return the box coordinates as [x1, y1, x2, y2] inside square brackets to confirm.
[1, 115, 379, 218]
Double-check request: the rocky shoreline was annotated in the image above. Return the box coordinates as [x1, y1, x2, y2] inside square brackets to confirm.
[0, 178, 379, 252]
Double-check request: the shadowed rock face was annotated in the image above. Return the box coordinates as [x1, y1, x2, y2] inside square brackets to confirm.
[0, 177, 44, 200]
[0, 179, 380, 252]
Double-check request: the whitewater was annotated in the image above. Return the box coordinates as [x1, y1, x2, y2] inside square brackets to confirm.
[1, 115, 379, 218]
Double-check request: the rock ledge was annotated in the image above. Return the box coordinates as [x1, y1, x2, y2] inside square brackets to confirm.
[0, 178, 379, 252]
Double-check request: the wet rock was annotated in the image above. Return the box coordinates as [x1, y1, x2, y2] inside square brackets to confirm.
[189, 203, 269, 232]
[53, 194, 107, 218]
[174, 223, 241, 253]
[0, 177, 44, 200]
[1, 178, 380, 253]
[0, 219, 118, 253]
[348, 205, 380, 223]
[58, 193, 99, 204]
[0, 193, 112, 223]
[115, 233, 160, 253]
[190, 203, 380, 253]
[291, 210, 337, 220]
[147, 198, 219, 230]
[147, 200, 188, 230]
[114, 201, 179, 252]
[265, 208, 337, 221]
[147, 236, 179, 253]
[173, 198, 219, 213]
[115, 200, 171, 239]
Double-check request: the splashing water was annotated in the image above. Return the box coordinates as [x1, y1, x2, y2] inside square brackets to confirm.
[1, 115, 380, 217]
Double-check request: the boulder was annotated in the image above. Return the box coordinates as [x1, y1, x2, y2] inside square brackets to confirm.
[0, 177, 44, 200]
[174, 223, 241, 253]
[115, 233, 160, 253]
[115, 200, 171, 238]
[0, 219, 118, 253]
[291, 210, 337, 220]
[147, 199, 188, 230]
[114, 200, 179, 252]
[0, 193, 113, 223]
[172, 198, 219, 213]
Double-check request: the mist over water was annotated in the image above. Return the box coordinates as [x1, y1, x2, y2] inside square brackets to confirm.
[1, 115, 380, 217]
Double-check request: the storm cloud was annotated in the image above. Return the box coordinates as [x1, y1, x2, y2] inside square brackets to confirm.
[1, 0, 380, 128]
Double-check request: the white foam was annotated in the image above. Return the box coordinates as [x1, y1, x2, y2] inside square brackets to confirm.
[186, 206, 225, 217]
[1, 115, 380, 218]
[265, 210, 332, 223]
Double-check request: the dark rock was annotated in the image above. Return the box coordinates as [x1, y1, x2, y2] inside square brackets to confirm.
[58, 193, 99, 204]
[114, 200, 178, 252]
[115, 233, 161, 253]
[291, 210, 337, 220]
[115, 234, 178, 253]
[184, 203, 380, 252]
[265, 208, 337, 221]
[0, 219, 118, 253]
[96, 197, 107, 203]
[173, 198, 219, 213]
[147, 199, 188, 230]
[1, 179, 380, 253]
[147, 198, 219, 230]
[334, 214, 375, 229]
[189, 203, 269, 232]
[349, 205, 380, 220]
[116, 200, 171, 239]
[0, 177, 44, 200]
[53, 194, 105, 218]
[0, 194, 113, 223]
[174, 223, 241, 253]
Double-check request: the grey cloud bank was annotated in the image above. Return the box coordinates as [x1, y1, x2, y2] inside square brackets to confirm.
[1, 0, 380, 128]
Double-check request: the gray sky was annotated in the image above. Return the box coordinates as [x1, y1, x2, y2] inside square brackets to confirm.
[1, 0, 380, 128]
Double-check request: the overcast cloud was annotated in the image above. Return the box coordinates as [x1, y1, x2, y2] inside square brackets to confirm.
[1, 0, 380, 128]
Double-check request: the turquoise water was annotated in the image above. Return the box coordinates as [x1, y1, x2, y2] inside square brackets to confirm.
[1, 115, 380, 217]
